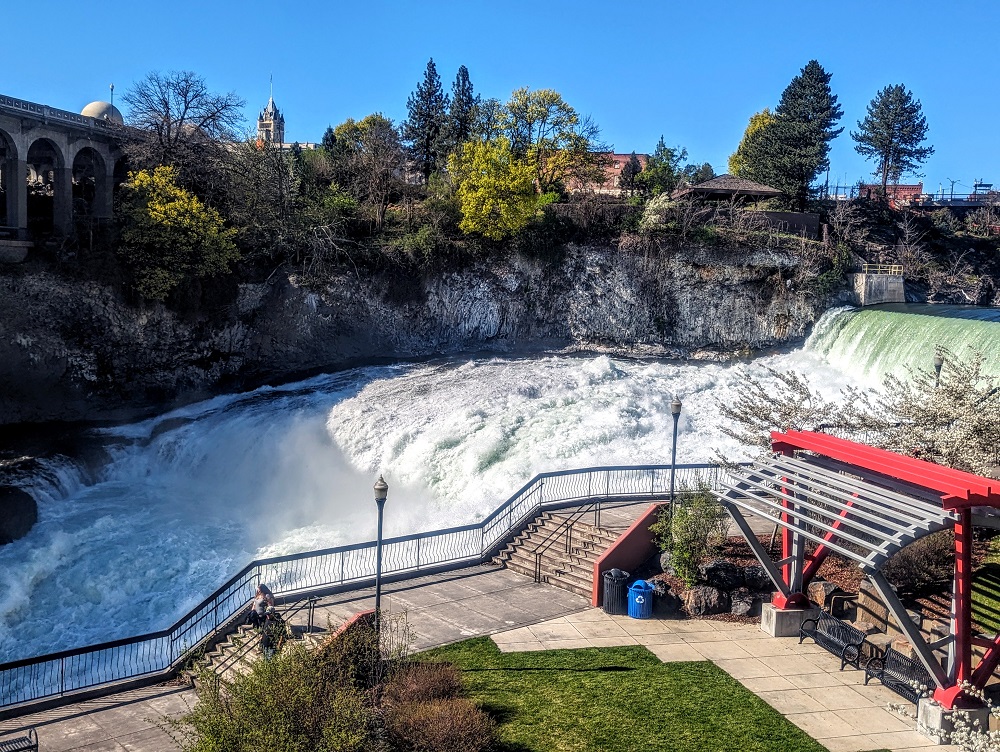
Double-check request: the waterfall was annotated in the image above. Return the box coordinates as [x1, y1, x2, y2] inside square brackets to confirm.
[1, 303, 997, 661]
[806, 304, 1000, 386]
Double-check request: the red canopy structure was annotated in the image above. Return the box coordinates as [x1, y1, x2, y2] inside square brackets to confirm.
[712, 429, 1000, 709]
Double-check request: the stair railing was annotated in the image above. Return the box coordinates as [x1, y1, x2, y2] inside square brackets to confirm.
[0, 463, 725, 716]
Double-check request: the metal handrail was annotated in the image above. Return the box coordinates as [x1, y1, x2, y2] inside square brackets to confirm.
[861, 263, 903, 275]
[0, 463, 724, 713]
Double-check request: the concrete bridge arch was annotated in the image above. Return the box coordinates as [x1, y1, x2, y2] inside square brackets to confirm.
[0, 93, 123, 242]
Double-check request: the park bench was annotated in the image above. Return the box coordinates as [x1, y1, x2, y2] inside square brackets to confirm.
[864, 645, 933, 703]
[799, 612, 867, 670]
[0, 727, 38, 752]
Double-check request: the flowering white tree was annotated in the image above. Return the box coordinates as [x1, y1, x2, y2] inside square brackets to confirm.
[718, 350, 1000, 476]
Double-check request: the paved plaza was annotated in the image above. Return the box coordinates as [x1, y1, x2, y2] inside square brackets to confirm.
[0, 564, 960, 752]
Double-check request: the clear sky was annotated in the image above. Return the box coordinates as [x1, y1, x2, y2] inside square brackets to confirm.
[7, 1, 996, 196]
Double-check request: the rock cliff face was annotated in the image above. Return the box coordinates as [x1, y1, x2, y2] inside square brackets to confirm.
[0, 244, 819, 425]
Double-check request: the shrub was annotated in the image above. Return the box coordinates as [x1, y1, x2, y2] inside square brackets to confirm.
[649, 480, 729, 585]
[183, 644, 374, 752]
[883, 531, 955, 594]
[385, 697, 495, 752]
[383, 662, 463, 706]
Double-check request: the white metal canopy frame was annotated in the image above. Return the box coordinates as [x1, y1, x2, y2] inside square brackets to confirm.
[711, 429, 1000, 709]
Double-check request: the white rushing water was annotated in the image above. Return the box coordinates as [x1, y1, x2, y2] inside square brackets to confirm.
[2, 304, 998, 662]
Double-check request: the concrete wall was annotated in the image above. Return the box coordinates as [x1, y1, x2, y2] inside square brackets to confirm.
[591, 503, 664, 606]
[847, 273, 906, 306]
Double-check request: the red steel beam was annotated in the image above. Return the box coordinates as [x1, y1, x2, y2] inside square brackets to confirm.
[800, 498, 856, 586]
[771, 430, 995, 506]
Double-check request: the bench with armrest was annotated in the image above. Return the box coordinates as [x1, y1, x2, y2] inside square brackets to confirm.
[864, 645, 933, 703]
[0, 727, 38, 752]
[799, 612, 867, 670]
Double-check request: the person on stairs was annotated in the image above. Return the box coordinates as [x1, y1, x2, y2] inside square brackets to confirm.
[247, 583, 275, 628]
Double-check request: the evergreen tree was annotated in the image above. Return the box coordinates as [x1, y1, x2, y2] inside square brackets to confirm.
[320, 126, 337, 153]
[852, 84, 934, 193]
[402, 58, 450, 184]
[619, 152, 642, 196]
[636, 136, 686, 196]
[445, 65, 478, 152]
[682, 162, 715, 185]
[742, 61, 843, 211]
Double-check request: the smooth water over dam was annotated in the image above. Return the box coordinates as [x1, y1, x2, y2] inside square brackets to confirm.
[1, 304, 999, 662]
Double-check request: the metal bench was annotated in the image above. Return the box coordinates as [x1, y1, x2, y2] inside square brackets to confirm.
[0, 728, 38, 752]
[799, 612, 867, 670]
[864, 645, 932, 703]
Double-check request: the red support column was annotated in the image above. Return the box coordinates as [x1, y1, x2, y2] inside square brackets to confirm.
[954, 508, 973, 685]
[934, 508, 974, 709]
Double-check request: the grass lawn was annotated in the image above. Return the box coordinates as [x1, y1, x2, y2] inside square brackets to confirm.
[421, 637, 830, 752]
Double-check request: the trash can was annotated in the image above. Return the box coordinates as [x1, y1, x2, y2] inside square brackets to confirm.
[602, 568, 630, 615]
[628, 580, 655, 619]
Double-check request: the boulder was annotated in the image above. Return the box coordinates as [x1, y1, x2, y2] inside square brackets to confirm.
[698, 560, 743, 591]
[651, 581, 682, 616]
[0, 486, 38, 544]
[743, 565, 773, 593]
[659, 551, 676, 577]
[682, 586, 730, 616]
[807, 579, 842, 610]
[730, 587, 757, 617]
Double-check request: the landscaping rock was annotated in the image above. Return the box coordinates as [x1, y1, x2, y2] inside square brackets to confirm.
[698, 560, 743, 591]
[807, 579, 842, 609]
[651, 581, 682, 616]
[853, 620, 880, 635]
[730, 587, 757, 617]
[743, 565, 772, 592]
[659, 551, 676, 577]
[682, 586, 730, 616]
[0, 486, 37, 545]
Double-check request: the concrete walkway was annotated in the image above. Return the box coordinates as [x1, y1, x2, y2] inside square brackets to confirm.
[0, 566, 591, 751]
[492, 609, 959, 752]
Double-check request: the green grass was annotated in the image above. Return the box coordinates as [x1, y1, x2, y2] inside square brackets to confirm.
[420, 638, 829, 752]
[972, 537, 1000, 634]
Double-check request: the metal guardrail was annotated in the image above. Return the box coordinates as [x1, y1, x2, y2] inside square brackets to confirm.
[0, 463, 726, 713]
[861, 263, 903, 276]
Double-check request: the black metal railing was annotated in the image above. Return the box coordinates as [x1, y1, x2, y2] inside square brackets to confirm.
[0, 463, 726, 714]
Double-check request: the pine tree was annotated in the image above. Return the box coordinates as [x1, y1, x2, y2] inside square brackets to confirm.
[445, 65, 478, 152]
[619, 152, 642, 196]
[742, 61, 843, 211]
[852, 84, 934, 193]
[636, 136, 687, 196]
[402, 58, 450, 184]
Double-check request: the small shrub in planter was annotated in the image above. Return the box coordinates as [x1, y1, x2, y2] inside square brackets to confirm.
[649, 479, 728, 585]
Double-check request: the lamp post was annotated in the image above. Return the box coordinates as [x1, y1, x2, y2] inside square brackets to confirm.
[668, 396, 682, 519]
[934, 351, 944, 389]
[373, 474, 388, 637]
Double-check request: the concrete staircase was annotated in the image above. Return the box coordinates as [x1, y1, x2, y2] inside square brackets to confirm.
[495, 511, 619, 598]
[181, 622, 322, 688]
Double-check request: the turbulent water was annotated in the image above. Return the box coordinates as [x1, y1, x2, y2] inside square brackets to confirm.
[2, 304, 999, 662]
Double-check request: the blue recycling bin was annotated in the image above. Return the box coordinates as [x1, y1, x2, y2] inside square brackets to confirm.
[628, 580, 654, 619]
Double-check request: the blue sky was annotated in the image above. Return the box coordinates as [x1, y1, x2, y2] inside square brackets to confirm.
[7, 1, 996, 195]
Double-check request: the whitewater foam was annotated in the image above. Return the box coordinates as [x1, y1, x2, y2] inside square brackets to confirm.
[3, 304, 998, 662]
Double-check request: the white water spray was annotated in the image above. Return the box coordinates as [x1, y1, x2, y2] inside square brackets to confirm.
[1, 305, 998, 661]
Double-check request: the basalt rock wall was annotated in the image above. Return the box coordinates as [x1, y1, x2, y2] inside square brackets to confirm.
[0, 244, 820, 425]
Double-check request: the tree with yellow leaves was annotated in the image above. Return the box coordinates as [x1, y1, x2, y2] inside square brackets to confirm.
[119, 166, 239, 301]
[728, 108, 775, 177]
[448, 137, 552, 240]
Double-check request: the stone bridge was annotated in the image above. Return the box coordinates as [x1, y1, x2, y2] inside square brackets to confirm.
[0, 93, 125, 244]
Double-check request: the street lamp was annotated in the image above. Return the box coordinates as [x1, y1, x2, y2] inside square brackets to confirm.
[933, 351, 944, 389]
[668, 396, 682, 519]
[373, 474, 388, 637]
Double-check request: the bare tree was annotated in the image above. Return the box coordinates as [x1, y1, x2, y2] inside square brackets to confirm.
[122, 71, 245, 201]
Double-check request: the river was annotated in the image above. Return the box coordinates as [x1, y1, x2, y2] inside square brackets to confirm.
[1, 304, 998, 662]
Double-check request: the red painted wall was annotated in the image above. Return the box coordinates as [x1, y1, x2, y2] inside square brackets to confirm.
[591, 503, 665, 606]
